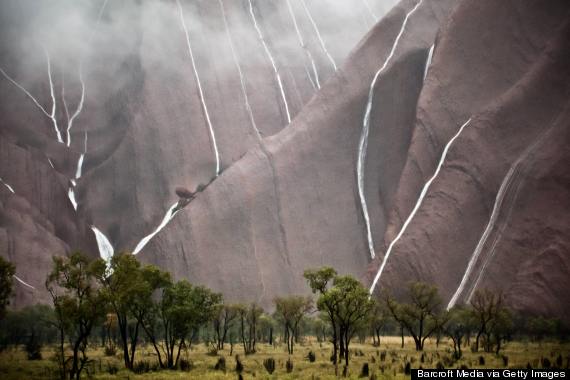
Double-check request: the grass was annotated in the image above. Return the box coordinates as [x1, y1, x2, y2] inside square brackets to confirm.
[1, 337, 568, 379]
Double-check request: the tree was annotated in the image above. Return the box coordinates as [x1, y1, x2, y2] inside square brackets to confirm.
[236, 303, 263, 355]
[329, 275, 373, 367]
[386, 282, 446, 351]
[0, 257, 15, 320]
[470, 288, 504, 352]
[488, 307, 513, 354]
[305, 267, 374, 372]
[142, 280, 221, 368]
[444, 306, 472, 358]
[369, 300, 389, 347]
[274, 295, 312, 354]
[46, 252, 106, 380]
[213, 304, 239, 350]
[304, 267, 340, 368]
[91, 254, 153, 370]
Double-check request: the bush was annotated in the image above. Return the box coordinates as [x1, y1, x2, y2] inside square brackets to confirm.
[286, 358, 294, 373]
[214, 357, 226, 371]
[207, 347, 218, 356]
[107, 364, 119, 375]
[479, 356, 485, 365]
[556, 355, 562, 367]
[235, 355, 244, 373]
[263, 357, 276, 374]
[133, 360, 151, 374]
[104, 346, 116, 356]
[370, 373, 378, 380]
[502, 355, 509, 367]
[380, 351, 386, 361]
[25, 334, 42, 360]
[307, 351, 316, 362]
[436, 362, 444, 370]
[359, 362, 369, 378]
[404, 362, 411, 375]
[542, 358, 551, 368]
[179, 359, 193, 371]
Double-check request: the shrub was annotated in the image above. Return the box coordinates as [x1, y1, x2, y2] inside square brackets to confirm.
[370, 373, 378, 380]
[214, 357, 226, 371]
[479, 356, 485, 365]
[380, 351, 386, 361]
[263, 358, 276, 374]
[107, 363, 119, 375]
[133, 360, 150, 374]
[307, 351, 316, 362]
[436, 362, 444, 370]
[25, 334, 42, 360]
[404, 362, 411, 375]
[235, 355, 244, 373]
[286, 358, 294, 373]
[179, 359, 193, 371]
[556, 355, 562, 368]
[359, 362, 369, 378]
[502, 355, 509, 367]
[104, 346, 116, 356]
[542, 358, 551, 368]
[207, 347, 218, 356]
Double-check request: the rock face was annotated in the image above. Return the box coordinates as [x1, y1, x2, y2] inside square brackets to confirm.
[1, 0, 569, 319]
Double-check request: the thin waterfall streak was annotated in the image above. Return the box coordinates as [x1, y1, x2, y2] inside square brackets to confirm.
[362, 0, 378, 21]
[218, 0, 260, 138]
[449, 128, 553, 308]
[66, 64, 85, 147]
[248, 0, 291, 124]
[286, 0, 320, 89]
[75, 132, 87, 179]
[0, 178, 15, 193]
[91, 226, 114, 263]
[176, 0, 220, 176]
[0, 67, 51, 117]
[424, 44, 434, 80]
[370, 118, 472, 295]
[13, 275, 35, 290]
[299, 0, 337, 71]
[44, 48, 63, 143]
[304, 66, 317, 90]
[68, 188, 78, 210]
[133, 202, 179, 255]
[358, 0, 424, 261]
[61, 66, 70, 125]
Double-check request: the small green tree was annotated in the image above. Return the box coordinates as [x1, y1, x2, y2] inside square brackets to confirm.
[369, 299, 389, 347]
[236, 303, 263, 355]
[0, 257, 15, 320]
[274, 295, 312, 354]
[444, 305, 472, 358]
[46, 252, 106, 380]
[143, 280, 221, 368]
[470, 288, 504, 352]
[386, 282, 446, 351]
[213, 304, 239, 350]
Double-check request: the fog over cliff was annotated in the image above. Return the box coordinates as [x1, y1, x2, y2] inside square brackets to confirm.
[1, 0, 568, 319]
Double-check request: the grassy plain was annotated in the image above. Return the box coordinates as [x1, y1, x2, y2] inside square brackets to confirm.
[1, 337, 568, 379]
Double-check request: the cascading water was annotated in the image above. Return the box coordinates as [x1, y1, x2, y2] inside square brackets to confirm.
[286, 0, 320, 89]
[357, 0, 424, 260]
[0, 177, 15, 193]
[424, 44, 434, 80]
[43, 48, 64, 143]
[68, 188, 78, 210]
[176, 0, 221, 176]
[370, 118, 472, 295]
[91, 226, 114, 263]
[75, 131, 87, 180]
[448, 127, 554, 308]
[299, 0, 337, 71]
[362, 0, 378, 21]
[247, 0, 292, 124]
[133, 202, 180, 255]
[218, 0, 260, 138]
[65, 64, 85, 147]
[13, 275, 35, 290]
